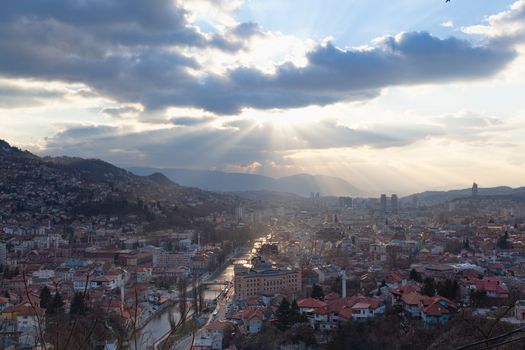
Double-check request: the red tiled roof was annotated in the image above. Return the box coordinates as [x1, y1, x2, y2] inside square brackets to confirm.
[324, 292, 340, 301]
[420, 296, 457, 317]
[297, 298, 327, 309]
[3, 303, 45, 316]
[338, 306, 353, 320]
[471, 277, 509, 295]
[352, 302, 371, 310]
[206, 321, 234, 332]
[401, 292, 423, 306]
[243, 308, 264, 320]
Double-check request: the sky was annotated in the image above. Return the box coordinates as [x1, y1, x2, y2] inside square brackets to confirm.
[1, 0, 525, 196]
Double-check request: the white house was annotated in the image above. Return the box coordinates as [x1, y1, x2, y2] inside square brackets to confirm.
[351, 299, 385, 320]
[242, 309, 264, 334]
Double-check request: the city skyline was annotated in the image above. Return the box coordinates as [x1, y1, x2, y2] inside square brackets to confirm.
[1, 0, 525, 195]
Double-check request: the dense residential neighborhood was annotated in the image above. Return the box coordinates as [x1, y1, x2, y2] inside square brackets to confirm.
[2, 140, 525, 349]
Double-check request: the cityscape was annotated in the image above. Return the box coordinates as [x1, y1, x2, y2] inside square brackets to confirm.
[2, 0, 525, 350]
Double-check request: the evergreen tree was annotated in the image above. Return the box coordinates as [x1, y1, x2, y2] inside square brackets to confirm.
[421, 278, 436, 297]
[69, 292, 86, 315]
[49, 291, 65, 314]
[311, 284, 324, 300]
[39, 286, 52, 310]
[276, 298, 291, 331]
[497, 231, 512, 249]
[436, 279, 459, 300]
[290, 299, 305, 324]
[409, 268, 422, 282]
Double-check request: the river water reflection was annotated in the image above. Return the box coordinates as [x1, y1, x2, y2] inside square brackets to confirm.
[133, 245, 255, 349]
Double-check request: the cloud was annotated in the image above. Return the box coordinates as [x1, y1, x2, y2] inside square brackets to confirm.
[0, 83, 65, 108]
[441, 20, 454, 28]
[101, 106, 143, 119]
[40, 117, 440, 171]
[230, 22, 264, 38]
[169, 116, 215, 126]
[0, 0, 519, 116]
[462, 0, 525, 44]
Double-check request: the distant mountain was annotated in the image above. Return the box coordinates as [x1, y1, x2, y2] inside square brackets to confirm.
[127, 167, 360, 197]
[402, 186, 525, 205]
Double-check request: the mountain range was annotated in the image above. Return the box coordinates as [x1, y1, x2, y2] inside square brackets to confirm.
[127, 167, 360, 197]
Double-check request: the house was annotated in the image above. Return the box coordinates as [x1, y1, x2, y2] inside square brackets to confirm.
[468, 277, 509, 299]
[351, 299, 385, 320]
[2, 303, 45, 347]
[242, 308, 264, 334]
[297, 298, 327, 327]
[420, 296, 457, 325]
[88, 274, 124, 290]
[390, 281, 421, 306]
[401, 292, 424, 318]
[297, 298, 327, 314]
[199, 321, 234, 350]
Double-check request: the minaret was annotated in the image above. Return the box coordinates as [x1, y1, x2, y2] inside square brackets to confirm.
[341, 270, 347, 298]
[120, 283, 125, 314]
[198, 232, 201, 250]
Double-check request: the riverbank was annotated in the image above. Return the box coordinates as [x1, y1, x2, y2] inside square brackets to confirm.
[137, 245, 250, 349]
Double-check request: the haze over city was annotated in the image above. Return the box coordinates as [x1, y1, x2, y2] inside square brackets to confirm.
[1, 0, 525, 195]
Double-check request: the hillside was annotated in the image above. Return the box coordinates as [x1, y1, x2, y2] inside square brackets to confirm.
[0, 139, 240, 231]
[128, 167, 360, 197]
[402, 186, 525, 205]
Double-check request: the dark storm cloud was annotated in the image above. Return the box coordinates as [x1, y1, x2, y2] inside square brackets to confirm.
[0, 1, 519, 115]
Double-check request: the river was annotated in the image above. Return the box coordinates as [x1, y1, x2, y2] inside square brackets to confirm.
[132, 244, 257, 349]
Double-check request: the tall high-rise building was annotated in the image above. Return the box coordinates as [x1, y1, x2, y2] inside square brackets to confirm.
[391, 194, 398, 213]
[235, 206, 244, 222]
[472, 182, 479, 197]
[380, 194, 387, 212]
[339, 196, 353, 208]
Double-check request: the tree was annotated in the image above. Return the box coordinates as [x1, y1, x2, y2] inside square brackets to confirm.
[497, 231, 512, 249]
[289, 299, 306, 324]
[470, 289, 488, 307]
[422, 278, 436, 297]
[39, 286, 52, 310]
[436, 279, 459, 300]
[70, 292, 86, 315]
[276, 298, 291, 331]
[48, 291, 65, 314]
[176, 277, 188, 325]
[409, 268, 422, 282]
[311, 284, 324, 300]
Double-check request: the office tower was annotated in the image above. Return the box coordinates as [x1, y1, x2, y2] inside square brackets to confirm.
[380, 194, 387, 212]
[391, 194, 398, 213]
